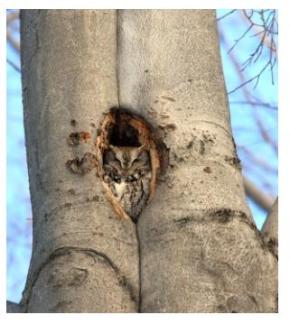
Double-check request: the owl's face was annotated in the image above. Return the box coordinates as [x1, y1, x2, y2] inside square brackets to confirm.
[103, 145, 150, 183]
[96, 110, 161, 221]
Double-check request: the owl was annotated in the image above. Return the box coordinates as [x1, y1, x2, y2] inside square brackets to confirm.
[95, 109, 163, 221]
[101, 145, 152, 222]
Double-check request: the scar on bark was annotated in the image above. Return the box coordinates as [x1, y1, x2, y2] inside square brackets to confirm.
[67, 131, 91, 146]
[66, 152, 97, 175]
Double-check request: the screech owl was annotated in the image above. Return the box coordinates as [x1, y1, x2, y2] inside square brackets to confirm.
[102, 145, 152, 222]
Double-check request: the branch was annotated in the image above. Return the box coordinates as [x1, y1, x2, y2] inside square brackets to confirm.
[220, 31, 278, 156]
[7, 58, 21, 73]
[7, 11, 21, 53]
[6, 10, 19, 24]
[216, 9, 237, 21]
[220, 9, 277, 94]
[227, 60, 272, 95]
[243, 176, 274, 212]
[239, 146, 277, 174]
[6, 301, 23, 313]
[7, 29, 20, 53]
[242, 9, 277, 52]
[254, 114, 278, 155]
[229, 100, 277, 111]
[261, 198, 278, 257]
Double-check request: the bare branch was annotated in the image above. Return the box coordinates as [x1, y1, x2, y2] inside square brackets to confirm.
[239, 146, 277, 174]
[243, 176, 274, 212]
[7, 29, 20, 53]
[6, 10, 19, 24]
[238, 10, 277, 88]
[216, 9, 237, 22]
[242, 9, 277, 50]
[242, 160, 275, 193]
[221, 9, 278, 94]
[7, 58, 21, 73]
[254, 114, 278, 155]
[228, 60, 273, 95]
[220, 31, 278, 156]
[229, 100, 277, 110]
[227, 23, 254, 54]
[7, 10, 20, 53]
[261, 198, 278, 257]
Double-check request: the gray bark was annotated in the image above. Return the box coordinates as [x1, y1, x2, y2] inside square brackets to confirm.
[118, 9, 277, 313]
[7, 301, 22, 313]
[20, 10, 139, 312]
[20, 9, 277, 312]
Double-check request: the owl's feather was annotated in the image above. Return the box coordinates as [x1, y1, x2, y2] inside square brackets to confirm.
[102, 145, 151, 221]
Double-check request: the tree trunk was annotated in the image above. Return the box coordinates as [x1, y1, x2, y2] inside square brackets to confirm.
[19, 9, 277, 312]
[20, 10, 139, 312]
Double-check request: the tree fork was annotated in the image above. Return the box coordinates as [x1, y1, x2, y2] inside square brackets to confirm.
[16, 9, 277, 313]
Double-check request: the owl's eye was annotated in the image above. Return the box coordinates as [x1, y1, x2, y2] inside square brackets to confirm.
[113, 174, 121, 183]
[135, 171, 142, 178]
[126, 172, 141, 182]
[127, 175, 134, 182]
[108, 171, 121, 183]
[126, 175, 135, 182]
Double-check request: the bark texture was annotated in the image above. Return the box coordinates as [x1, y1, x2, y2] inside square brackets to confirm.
[118, 9, 277, 313]
[20, 10, 139, 312]
[7, 301, 22, 313]
[20, 9, 277, 312]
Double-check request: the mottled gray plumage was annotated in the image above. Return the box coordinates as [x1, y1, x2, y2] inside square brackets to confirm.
[102, 145, 151, 221]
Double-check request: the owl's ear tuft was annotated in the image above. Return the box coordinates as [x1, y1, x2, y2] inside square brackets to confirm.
[135, 147, 150, 162]
[95, 107, 169, 221]
[103, 149, 116, 164]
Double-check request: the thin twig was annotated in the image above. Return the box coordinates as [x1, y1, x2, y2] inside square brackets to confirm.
[7, 10, 21, 54]
[228, 60, 272, 94]
[217, 9, 237, 22]
[228, 23, 254, 54]
[239, 146, 277, 174]
[7, 30, 20, 53]
[229, 100, 277, 110]
[220, 29, 278, 158]
[223, 9, 277, 93]
[7, 58, 21, 73]
[6, 10, 19, 24]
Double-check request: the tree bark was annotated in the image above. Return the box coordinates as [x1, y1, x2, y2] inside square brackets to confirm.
[20, 9, 277, 312]
[20, 10, 139, 312]
[118, 9, 277, 313]
[7, 301, 22, 313]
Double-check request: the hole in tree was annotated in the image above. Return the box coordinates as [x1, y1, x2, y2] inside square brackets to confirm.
[107, 112, 141, 147]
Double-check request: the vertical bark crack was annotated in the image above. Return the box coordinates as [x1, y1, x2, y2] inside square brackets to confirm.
[116, 10, 120, 107]
[136, 225, 142, 312]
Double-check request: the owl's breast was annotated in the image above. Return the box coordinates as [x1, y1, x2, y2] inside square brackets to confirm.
[113, 181, 127, 198]
[107, 177, 150, 221]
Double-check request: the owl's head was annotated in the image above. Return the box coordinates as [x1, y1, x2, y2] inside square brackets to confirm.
[103, 145, 150, 182]
[110, 145, 149, 169]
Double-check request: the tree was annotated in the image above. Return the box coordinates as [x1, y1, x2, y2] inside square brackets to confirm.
[7, 9, 277, 313]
